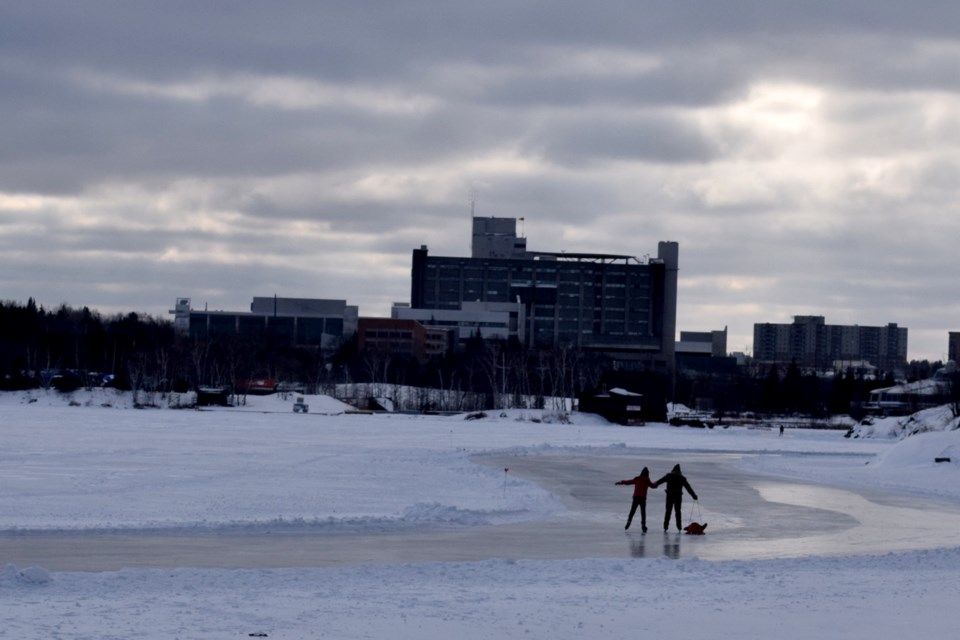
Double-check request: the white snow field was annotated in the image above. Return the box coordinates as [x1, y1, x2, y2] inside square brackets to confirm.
[2, 389, 960, 639]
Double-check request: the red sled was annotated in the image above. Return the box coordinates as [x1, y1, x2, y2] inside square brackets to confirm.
[684, 522, 707, 535]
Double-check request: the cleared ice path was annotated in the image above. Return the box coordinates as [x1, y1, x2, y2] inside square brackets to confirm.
[3, 452, 960, 571]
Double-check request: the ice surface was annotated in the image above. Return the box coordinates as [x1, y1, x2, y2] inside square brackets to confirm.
[2, 389, 960, 639]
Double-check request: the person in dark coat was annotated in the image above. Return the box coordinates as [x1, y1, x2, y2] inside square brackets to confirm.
[615, 467, 657, 532]
[653, 464, 698, 532]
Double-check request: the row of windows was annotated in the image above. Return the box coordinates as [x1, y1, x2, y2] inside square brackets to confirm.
[428, 264, 652, 281]
[366, 340, 415, 351]
[190, 314, 344, 342]
[364, 330, 413, 339]
[431, 282, 649, 295]
[430, 284, 649, 301]
[451, 275, 650, 286]
[534, 320, 650, 331]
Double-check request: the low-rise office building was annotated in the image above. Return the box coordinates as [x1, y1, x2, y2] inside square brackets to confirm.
[675, 328, 737, 375]
[391, 301, 522, 344]
[357, 317, 452, 363]
[169, 297, 358, 352]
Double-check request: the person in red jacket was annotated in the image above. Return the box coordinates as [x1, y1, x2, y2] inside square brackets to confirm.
[654, 464, 698, 532]
[615, 467, 657, 532]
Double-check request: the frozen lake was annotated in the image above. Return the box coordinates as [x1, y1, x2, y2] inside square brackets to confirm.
[5, 451, 958, 570]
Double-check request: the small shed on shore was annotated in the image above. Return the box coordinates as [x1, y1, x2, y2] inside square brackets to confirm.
[578, 370, 669, 424]
[197, 386, 230, 407]
[578, 386, 645, 425]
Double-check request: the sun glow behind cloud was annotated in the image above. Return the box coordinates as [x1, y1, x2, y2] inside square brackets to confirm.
[730, 83, 824, 136]
[0, 193, 61, 211]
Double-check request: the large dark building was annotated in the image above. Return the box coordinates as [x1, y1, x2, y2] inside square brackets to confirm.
[170, 297, 357, 352]
[410, 217, 678, 371]
[753, 315, 908, 372]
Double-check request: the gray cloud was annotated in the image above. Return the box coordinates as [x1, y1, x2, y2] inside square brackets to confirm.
[522, 113, 719, 166]
[2, 1, 959, 361]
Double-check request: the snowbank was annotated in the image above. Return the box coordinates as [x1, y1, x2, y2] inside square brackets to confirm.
[848, 405, 960, 439]
[0, 387, 355, 413]
[4, 390, 960, 640]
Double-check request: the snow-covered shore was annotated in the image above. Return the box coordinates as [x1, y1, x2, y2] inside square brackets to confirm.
[2, 389, 959, 639]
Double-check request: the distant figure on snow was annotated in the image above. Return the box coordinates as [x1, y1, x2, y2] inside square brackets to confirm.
[654, 464, 698, 532]
[615, 467, 657, 532]
[779, 425, 784, 437]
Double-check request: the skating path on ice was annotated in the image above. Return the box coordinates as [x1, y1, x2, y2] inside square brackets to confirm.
[3, 452, 959, 570]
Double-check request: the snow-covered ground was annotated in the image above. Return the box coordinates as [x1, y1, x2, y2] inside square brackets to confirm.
[2, 388, 959, 639]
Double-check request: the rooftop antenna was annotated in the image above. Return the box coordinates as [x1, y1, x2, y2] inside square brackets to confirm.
[519, 216, 525, 237]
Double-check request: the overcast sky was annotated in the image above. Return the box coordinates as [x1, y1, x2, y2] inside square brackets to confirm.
[2, 2, 958, 361]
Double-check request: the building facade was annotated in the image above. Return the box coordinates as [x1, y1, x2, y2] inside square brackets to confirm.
[170, 297, 358, 351]
[677, 329, 728, 359]
[753, 316, 907, 372]
[675, 327, 738, 376]
[357, 318, 452, 363]
[948, 331, 960, 363]
[410, 216, 678, 371]
[392, 301, 522, 344]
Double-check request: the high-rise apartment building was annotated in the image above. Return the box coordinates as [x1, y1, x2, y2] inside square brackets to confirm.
[410, 216, 678, 371]
[753, 316, 907, 372]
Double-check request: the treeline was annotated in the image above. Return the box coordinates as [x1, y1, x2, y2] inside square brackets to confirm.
[673, 361, 907, 421]
[0, 299, 946, 416]
[340, 334, 604, 412]
[0, 300, 596, 409]
[1, 299, 174, 390]
[0, 299, 326, 394]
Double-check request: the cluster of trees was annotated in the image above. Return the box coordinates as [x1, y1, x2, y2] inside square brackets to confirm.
[0, 299, 328, 396]
[1, 299, 952, 417]
[675, 359, 959, 421]
[1, 300, 174, 391]
[674, 362, 891, 420]
[0, 300, 598, 411]
[344, 335, 603, 412]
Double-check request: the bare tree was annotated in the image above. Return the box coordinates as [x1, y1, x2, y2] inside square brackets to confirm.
[127, 352, 148, 407]
[544, 346, 577, 411]
[221, 338, 250, 406]
[363, 351, 392, 399]
[479, 342, 505, 409]
[155, 347, 170, 396]
[509, 349, 530, 408]
[446, 371, 468, 412]
[190, 340, 210, 389]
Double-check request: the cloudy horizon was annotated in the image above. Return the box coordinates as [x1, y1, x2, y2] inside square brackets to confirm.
[2, 2, 958, 361]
